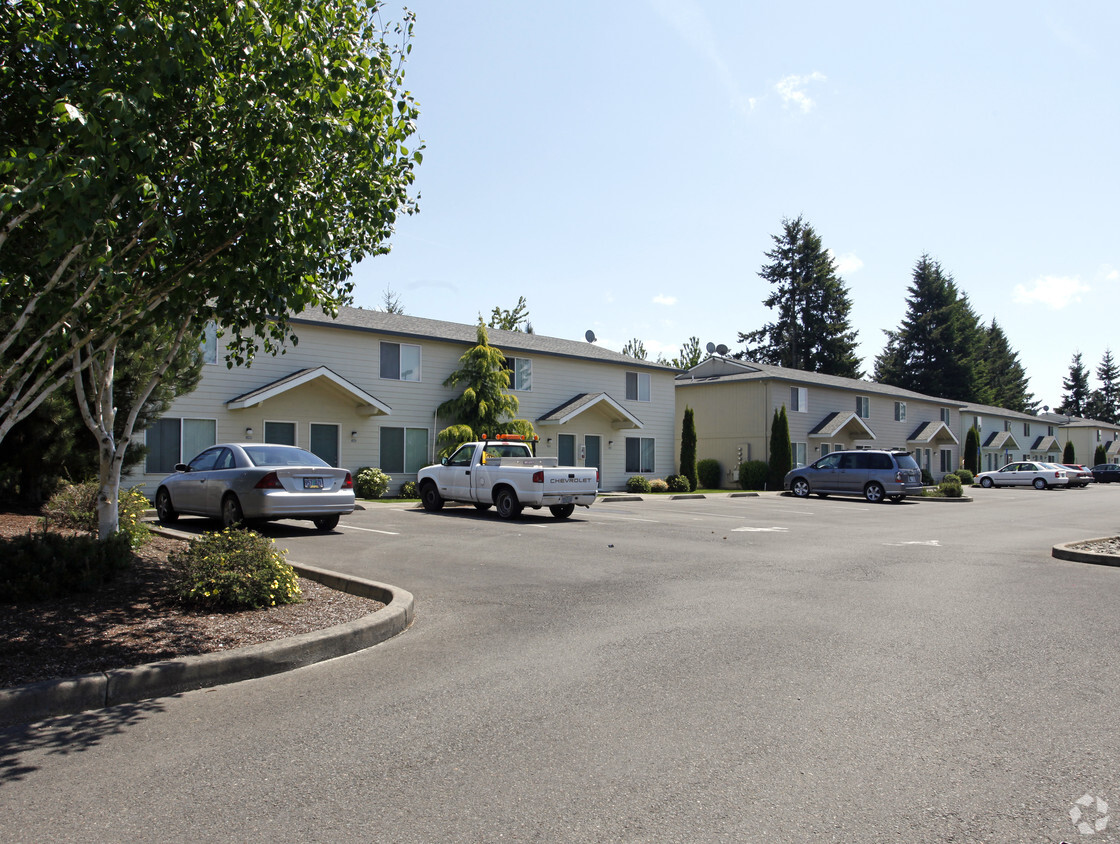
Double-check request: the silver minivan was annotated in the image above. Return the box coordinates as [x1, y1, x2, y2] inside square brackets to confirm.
[783, 449, 925, 503]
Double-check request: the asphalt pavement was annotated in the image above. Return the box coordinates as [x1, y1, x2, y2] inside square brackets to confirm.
[3, 487, 1119, 843]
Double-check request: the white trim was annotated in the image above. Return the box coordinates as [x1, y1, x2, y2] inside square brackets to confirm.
[540, 392, 644, 430]
[226, 366, 391, 416]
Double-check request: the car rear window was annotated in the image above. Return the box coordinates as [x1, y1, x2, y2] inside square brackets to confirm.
[244, 446, 329, 467]
[868, 453, 894, 470]
[894, 454, 919, 470]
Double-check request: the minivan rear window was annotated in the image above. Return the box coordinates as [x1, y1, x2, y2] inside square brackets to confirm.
[894, 454, 919, 470]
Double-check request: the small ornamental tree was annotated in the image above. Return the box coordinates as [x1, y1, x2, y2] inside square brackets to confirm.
[1095, 444, 1108, 466]
[436, 323, 534, 456]
[1063, 440, 1076, 463]
[679, 407, 698, 491]
[768, 406, 792, 490]
[963, 426, 981, 475]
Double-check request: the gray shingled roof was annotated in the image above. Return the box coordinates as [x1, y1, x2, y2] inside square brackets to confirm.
[1031, 435, 1060, 452]
[907, 421, 958, 445]
[983, 431, 1020, 450]
[808, 410, 875, 439]
[290, 306, 677, 372]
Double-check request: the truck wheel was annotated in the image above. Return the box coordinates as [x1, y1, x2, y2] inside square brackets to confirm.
[495, 488, 522, 520]
[549, 503, 575, 519]
[420, 482, 444, 512]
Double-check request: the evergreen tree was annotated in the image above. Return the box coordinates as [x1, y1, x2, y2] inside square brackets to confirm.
[679, 407, 698, 491]
[979, 319, 1036, 412]
[1057, 352, 1091, 417]
[1063, 440, 1076, 463]
[738, 216, 861, 377]
[1095, 444, 1108, 465]
[436, 323, 534, 456]
[768, 406, 792, 491]
[963, 425, 981, 475]
[664, 336, 703, 370]
[874, 255, 985, 402]
[621, 338, 648, 359]
[486, 297, 531, 332]
[1091, 349, 1120, 423]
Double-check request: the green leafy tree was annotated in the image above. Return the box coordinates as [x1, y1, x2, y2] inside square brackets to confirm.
[486, 297, 532, 333]
[1063, 440, 1076, 463]
[979, 319, 1036, 412]
[738, 216, 861, 377]
[874, 255, 985, 402]
[2, 0, 421, 536]
[621, 338, 648, 359]
[1057, 353, 1091, 418]
[436, 323, 534, 456]
[768, 406, 792, 491]
[679, 407, 698, 491]
[963, 425, 981, 475]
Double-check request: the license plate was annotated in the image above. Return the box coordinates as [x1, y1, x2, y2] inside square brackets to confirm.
[303, 477, 324, 489]
[560, 495, 574, 504]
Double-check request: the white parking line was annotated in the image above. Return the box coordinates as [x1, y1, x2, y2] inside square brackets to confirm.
[731, 526, 791, 532]
[340, 524, 400, 536]
[591, 513, 661, 523]
[883, 539, 941, 546]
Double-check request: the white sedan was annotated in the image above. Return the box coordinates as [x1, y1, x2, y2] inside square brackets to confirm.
[975, 461, 1070, 490]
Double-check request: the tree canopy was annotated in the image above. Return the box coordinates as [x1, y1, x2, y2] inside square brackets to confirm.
[1057, 352, 1091, 417]
[979, 319, 1036, 412]
[1087, 349, 1119, 423]
[486, 296, 532, 333]
[738, 216, 861, 378]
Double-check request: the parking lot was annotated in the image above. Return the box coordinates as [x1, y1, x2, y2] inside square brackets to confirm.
[5, 486, 1120, 842]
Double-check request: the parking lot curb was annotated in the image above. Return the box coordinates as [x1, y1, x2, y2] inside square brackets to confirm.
[0, 530, 415, 728]
[1052, 538, 1120, 567]
[598, 495, 644, 503]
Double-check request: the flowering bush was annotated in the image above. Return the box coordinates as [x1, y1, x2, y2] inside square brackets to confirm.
[648, 478, 669, 493]
[398, 480, 418, 499]
[354, 466, 390, 499]
[43, 482, 151, 546]
[169, 528, 301, 611]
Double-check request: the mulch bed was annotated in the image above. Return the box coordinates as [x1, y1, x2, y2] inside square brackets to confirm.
[0, 513, 384, 689]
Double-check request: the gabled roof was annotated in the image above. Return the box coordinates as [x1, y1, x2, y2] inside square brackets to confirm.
[982, 430, 1021, 450]
[536, 392, 643, 430]
[1107, 439, 1120, 456]
[1031, 435, 1060, 452]
[907, 421, 960, 446]
[808, 410, 876, 440]
[291, 306, 677, 373]
[226, 367, 391, 416]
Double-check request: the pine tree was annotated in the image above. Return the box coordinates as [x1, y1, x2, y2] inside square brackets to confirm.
[1093, 349, 1119, 423]
[1057, 352, 1091, 417]
[768, 406, 792, 491]
[874, 255, 985, 402]
[1063, 440, 1076, 463]
[738, 216, 861, 377]
[679, 407, 698, 491]
[621, 338, 648, 359]
[979, 319, 1036, 412]
[964, 426, 981, 475]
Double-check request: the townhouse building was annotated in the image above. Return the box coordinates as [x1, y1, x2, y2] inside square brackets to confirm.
[127, 307, 678, 496]
[957, 403, 1064, 472]
[1035, 412, 1120, 466]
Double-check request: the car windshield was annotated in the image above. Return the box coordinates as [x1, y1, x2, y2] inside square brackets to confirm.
[243, 445, 329, 468]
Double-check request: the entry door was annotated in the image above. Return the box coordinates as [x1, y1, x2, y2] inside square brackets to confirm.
[310, 423, 339, 466]
[558, 434, 576, 467]
[585, 436, 602, 476]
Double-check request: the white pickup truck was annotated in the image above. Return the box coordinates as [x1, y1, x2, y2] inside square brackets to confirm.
[416, 437, 598, 519]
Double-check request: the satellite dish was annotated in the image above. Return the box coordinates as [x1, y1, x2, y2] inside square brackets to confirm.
[716, 343, 729, 356]
[585, 330, 597, 343]
[705, 342, 715, 354]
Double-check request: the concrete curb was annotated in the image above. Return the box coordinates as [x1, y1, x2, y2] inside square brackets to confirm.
[0, 541, 414, 728]
[598, 495, 644, 503]
[1052, 537, 1120, 567]
[913, 495, 974, 502]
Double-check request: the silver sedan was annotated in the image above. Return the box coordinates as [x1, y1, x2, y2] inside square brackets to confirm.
[975, 461, 1070, 490]
[155, 443, 355, 531]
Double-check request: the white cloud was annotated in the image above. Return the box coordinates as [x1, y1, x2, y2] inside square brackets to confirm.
[653, 294, 677, 306]
[1013, 275, 1091, 309]
[829, 251, 863, 274]
[775, 72, 826, 113]
[1104, 266, 1119, 282]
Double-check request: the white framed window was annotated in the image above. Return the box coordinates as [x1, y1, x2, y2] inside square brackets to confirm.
[894, 401, 906, 422]
[1004, 420, 1011, 432]
[265, 420, 297, 446]
[856, 396, 870, 418]
[940, 407, 951, 425]
[1048, 425, 1055, 436]
[201, 321, 218, 365]
[625, 437, 655, 473]
[1023, 422, 1030, 436]
[940, 449, 953, 473]
[145, 417, 217, 473]
[790, 386, 808, 413]
[504, 357, 532, 391]
[974, 415, 983, 428]
[820, 443, 831, 457]
[625, 371, 651, 402]
[793, 442, 807, 468]
[380, 341, 421, 381]
[380, 426, 430, 474]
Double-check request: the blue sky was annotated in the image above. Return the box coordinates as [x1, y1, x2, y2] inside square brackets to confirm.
[351, 1, 1120, 410]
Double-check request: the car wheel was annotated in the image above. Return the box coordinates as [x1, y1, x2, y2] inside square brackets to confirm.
[790, 478, 810, 498]
[495, 488, 522, 520]
[474, 503, 492, 512]
[313, 514, 340, 531]
[420, 482, 444, 512]
[155, 488, 178, 524]
[549, 503, 575, 519]
[864, 482, 885, 503]
[980, 477, 994, 488]
[1033, 478, 1047, 490]
[221, 494, 245, 528]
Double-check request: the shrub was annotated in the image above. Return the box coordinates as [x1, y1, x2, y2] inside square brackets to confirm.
[398, 480, 418, 499]
[169, 528, 301, 611]
[936, 476, 963, 498]
[666, 474, 691, 493]
[697, 459, 721, 490]
[42, 482, 151, 546]
[117, 487, 152, 547]
[739, 460, 768, 491]
[626, 475, 652, 494]
[0, 530, 132, 601]
[954, 469, 974, 486]
[354, 466, 390, 499]
[649, 478, 668, 493]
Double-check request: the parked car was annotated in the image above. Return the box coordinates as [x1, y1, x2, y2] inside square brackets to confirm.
[1092, 463, 1120, 483]
[783, 449, 924, 503]
[1061, 464, 1095, 487]
[975, 461, 1070, 490]
[155, 443, 355, 531]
